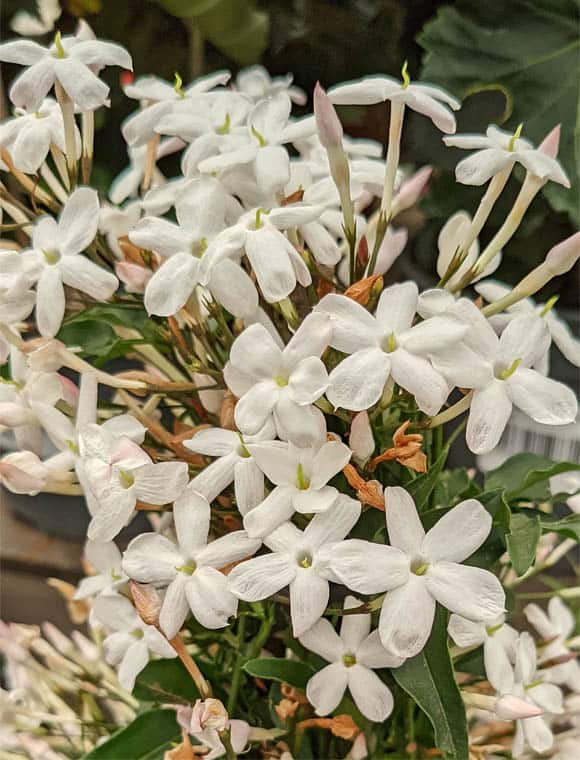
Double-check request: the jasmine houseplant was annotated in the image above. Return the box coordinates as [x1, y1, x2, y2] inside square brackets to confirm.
[0, 17, 579, 760]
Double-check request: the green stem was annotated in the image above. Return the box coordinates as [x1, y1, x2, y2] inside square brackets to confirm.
[219, 728, 237, 760]
[227, 615, 246, 715]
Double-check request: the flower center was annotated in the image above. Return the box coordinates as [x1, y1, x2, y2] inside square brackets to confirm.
[296, 463, 310, 491]
[540, 294, 559, 317]
[342, 653, 357, 668]
[524, 678, 543, 691]
[237, 433, 251, 458]
[173, 72, 185, 98]
[176, 562, 197, 575]
[43, 249, 61, 265]
[192, 237, 207, 257]
[216, 113, 231, 135]
[297, 552, 312, 569]
[251, 126, 267, 147]
[111, 569, 123, 582]
[411, 557, 430, 576]
[274, 374, 289, 387]
[382, 332, 397, 353]
[485, 622, 503, 636]
[508, 123, 523, 152]
[495, 358, 521, 380]
[118, 469, 135, 489]
[400, 60, 410, 89]
[131, 628, 144, 639]
[53, 31, 67, 59]
[65, 439, 79, 455]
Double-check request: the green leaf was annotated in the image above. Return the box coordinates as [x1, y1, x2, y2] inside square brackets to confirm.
[477, 489, 512, 529]
[484, 453, 580, 501]
[392, 606, 469, 760]
[506, 512, 542, 575]
[406, 445, 449, 510]
[133, 659, 200, 704]
[243, 657, 315, 690]
[83, 709, 180, 759]
[418, 0, 580, 223]
[541, 513, 580, 541]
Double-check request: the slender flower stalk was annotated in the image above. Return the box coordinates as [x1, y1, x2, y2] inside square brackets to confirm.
[55, 80, 78, 185]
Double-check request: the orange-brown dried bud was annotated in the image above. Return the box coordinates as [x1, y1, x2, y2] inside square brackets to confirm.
[345, 274, 383, 306]
[220, 391, 237, 431]
[368, 420, 427, 474]
[343, 463, 384, 510]
[130, 580, 162, 627]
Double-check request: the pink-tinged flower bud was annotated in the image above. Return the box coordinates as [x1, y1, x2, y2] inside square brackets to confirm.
[115, 261, 151, 294]
[189, 698, 229, 733]
[495, 694, 544, 720]
[392, 166, 432, 215]
[350, 411, 375, 463]
[0, 451, 47, 495]
[544, 231, 580, 276]
[58, 375, 79, 409]
[314, 82, 343, 149]
[538, 125, 561, 158]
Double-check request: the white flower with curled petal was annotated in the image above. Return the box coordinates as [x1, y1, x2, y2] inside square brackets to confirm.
[122, 490, 260, 638]
[431, 310, 577, 454]
[0, 451, 48, 495]
[198, 93, 315, 196]
[486, 632, 563, 757]
[324, 487, 505, 659]
[328, 73, 460, 134]
[92, 594, 176, 692]
[300, 595, 403, 722]
[11, 0, 61, 37]
[316, 282, 466, 415]
[18, 187, 118, 337]
[448, 613, 518, 677]
[0, 97, 80, 174]
[236, 65, 307, 105]
[228, 494, 361, 636]
[444, 125, 570, 187]
[224, 313, 331, 447]
[0, 32, 132, 111]
[79, 423, 188, 542]
[242, 438, 352, 538]
[74, 540, 128, 600]
[524, 598, 580, 693]
[184, 419, 277, 514]
[122, 70, 231, 147]
[475, 280, 580, 371]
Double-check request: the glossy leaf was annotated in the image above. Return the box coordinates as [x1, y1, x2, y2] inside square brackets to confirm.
[133, 659, 200, 704]
[243, 657, 315, 690]
[84, 709, 180, 759]
[484, 453, 580, 502]
[506, 512, 542, 576]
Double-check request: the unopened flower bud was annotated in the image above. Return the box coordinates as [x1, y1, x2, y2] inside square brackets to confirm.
[115, 261, 152, 294]
[130, 580, 162, 627]
[544, 231, 580, 276]
[314, 82, 343, 149]
[391, 166, 432, 216]
[190, 698, 229, 733]
[495, 694, 544, 720]
[538, 124, 561, 158]
[356, 235, 369, 269]
[345, 274, 383, 306]
[0, 451, 47, 495]
[350, 411, 375, 463]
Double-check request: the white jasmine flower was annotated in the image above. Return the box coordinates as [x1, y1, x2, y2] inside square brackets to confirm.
[228, 494, 361, 636]
[0, 32, 132, 111]
[436, 211, 501, 291]
[19, 187, 118, 337]
[486, 632, 563, 757]
[198, 93, 315, 196]
[223, 313, 331, 446]
[0, 97, 80, 174]
[74, 540, 127, 600]
[328, 74, 460, 134]
[444, 125, 570, 187]
[11, 0, 61, 37]
[92, 594, 176, 692]
[122, 71, 231, 147]
[0, 451, 48, 495]
[122, 489, 260, 638]
[199, 204, 319, 304]
[189, 698, 229, 732]
[476, 280, 580, 371]
[184, 419, 276, 514]
[242, 438, 352, 538]
[300, 595, 403, 722]
[524, 598, 580, 692]
[0, 253, 36, 327]
[325, 487, 505, 658]
[98, 200, 142, 258]
[236, 65, 307, 105]
[176, 705, 251, 760]
[79, 423, 188, 541]
[448, 613, 518, 676]
[316, 282, 466, 414]
[109, 139, 180, 204]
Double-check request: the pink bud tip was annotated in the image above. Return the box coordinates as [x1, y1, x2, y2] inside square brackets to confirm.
[314, 81, 344, 149]
[395, 166, 433, 210]
[538, 125, 561, 158]
[495, 694, 544, 720]
[545, 231, 580, 276]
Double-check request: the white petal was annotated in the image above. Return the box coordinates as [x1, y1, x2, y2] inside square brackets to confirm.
[185, 566, 238, 629]
[385, 486, 424, 556]
[173, 486, 211, 557]
[0, 40, 47, 64]
[389, 350, 449, 416]
[85, 538, 122, 575]
[466, 381, 512, 454]
[328, 76, 400, 106]
[310, 441, 351, 489]
[245, 227, 296, 303]
[36, 265, 65, 337]
[375, 282, 418, 334]
[133, 461, 188, 505]
[301, 221, 341, 267]
[356, 630, 404, 669]
[60, 255, 118, 300]
[54, 57, 109, 111]
[186, 428, 238, 456]
[306, 662, 348, 715]
[234, 459, 265, 516]
[10, 58, 55, 111]
[315, 293, 380, 354]
[546, 312, 580, 367]
[426, 562, 505, 621]
[254, 145, 290, 194]
[289, 567, 329, 636]
[86, 478, 136, 542]
[11, 121, 51, 173]
[524, 603, 557, 639]
[208, 259, 258, 319]
[235, 380, 279, 436]
[273, 395, 326, 447]
[122, 533, 181, 584]
[72, 39, 132, 70]
[230, 322, 282, 379]
[283, 311, 332, 365]
[455, 149, 512, 186]
[483, 636, 514, 694]
[422, 499, 491, 563]
[129, 217, 185, 257]
[118, 641, 149, 692]
[522, 716, 554, 754]
[327, 348, 391, 411]
[246, 442, 296, 486]
[305, 493, 361, 548]
[160, 574, 191, 639]
[340, 596, 371, 652]
[293, 485, 338, 515]
[59, 187, 99, 255]
[498, 314, 551, 369]
[400, 316, 467, 355]
[507, 369, 577, 425]
[403, 89, 457, 133]
[299, 618, 343, 663]
[228, 553, 296, 601]
[242, 485, 295, 539]
[196, 530, 260, 568]
[322, 540, 409, 594]
[348, 665, 394, 722]
[528, 683, 563, 714]
[288, 357, 329, 405]
[378, 575, 435, 658]
[144, 253, 199, 316]
[447, 614, 486, 648]
[548, 596, 575, 639]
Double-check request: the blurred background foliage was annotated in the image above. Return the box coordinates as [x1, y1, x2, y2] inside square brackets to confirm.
[1, 0, 578, 308]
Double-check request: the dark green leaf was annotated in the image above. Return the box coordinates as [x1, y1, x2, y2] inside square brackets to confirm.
[541, 513, 580, 541]
[243, 657, 315, 690]
[133, 659, 200, 704]
[407, 445, 449, 510]
[477, 489, 512, 529]
[392, 606, 469, 760]
[418, 0, 580, 223]
[484, 453, 580, 501]
[83, 709, 180, 759]
[506, 512, 542, 575]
